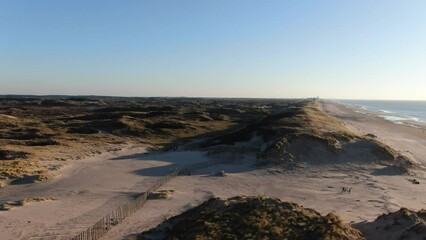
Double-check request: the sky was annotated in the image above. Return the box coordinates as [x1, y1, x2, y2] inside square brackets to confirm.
[1, 0, 425, 100]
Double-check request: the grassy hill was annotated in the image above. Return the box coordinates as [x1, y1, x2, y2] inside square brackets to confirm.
[134, 196, 365, 240]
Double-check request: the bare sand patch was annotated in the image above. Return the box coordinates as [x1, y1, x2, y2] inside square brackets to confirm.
[0, 99, 424, 240]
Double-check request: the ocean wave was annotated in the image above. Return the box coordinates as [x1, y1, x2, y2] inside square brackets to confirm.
[354, 110, 368, 115]
[379, 115, 423, 126]
[354, 105, 367, 110]
[378, 109, 393, 114]
[338, 100, 426, 127]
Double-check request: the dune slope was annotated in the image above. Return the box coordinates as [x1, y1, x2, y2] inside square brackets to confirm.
[134, 196, 365, 240]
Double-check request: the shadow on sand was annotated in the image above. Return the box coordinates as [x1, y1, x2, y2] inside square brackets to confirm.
[10, 175, 40, 185]
[371, 165, 406, 176]
[110, 149, 256, 177]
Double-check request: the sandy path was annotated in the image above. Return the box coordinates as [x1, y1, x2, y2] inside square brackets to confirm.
[0, 148, 209, 240]
[1, 101, 425, 240]
[103, 102, 426, 240]
[104, 159, 426, 240]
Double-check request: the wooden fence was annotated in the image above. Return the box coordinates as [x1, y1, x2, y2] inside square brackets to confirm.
[69, 160, 214, 240]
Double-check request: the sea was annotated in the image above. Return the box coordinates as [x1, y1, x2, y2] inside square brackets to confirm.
[336, 100, 426, 125]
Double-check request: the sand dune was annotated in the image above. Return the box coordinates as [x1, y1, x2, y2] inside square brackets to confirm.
[0, 148, 210, 239]
[0, 100, 424, 240]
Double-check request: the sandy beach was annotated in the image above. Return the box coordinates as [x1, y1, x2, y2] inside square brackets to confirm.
[321, 101, 426, 166]
[0, 101, 425, 240]
[3, 1, 426, 239]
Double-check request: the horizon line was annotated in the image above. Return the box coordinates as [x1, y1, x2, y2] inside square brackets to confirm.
[0, 94, 425, 101]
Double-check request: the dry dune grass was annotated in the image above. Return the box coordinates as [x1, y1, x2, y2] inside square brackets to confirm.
[0, 196, 55, 211]
[1, 97, 271, 184]
[134, 196, 365, 240]
[195, 100, 416, 172]
[0, 97, 418, 186]
[147, 190, 175, 200]
[355, 208, 426, 240]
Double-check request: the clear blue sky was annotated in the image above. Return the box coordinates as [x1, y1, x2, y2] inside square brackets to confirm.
[1, 0, 425, 99]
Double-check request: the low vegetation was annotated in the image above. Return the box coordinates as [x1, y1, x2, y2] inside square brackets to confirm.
[195, 101, 415, 172]
[0, 196, 55, 211]
[0, 96, 416, 185]
[355, 208, 426, 240]
[133, 196, 365, 240]
[0, 96, 285, 184]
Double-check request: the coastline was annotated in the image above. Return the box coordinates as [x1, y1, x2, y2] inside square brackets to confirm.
[0, 100, 425, 240]
[333, 100, 426, 130]
[322, 100, 426, 167]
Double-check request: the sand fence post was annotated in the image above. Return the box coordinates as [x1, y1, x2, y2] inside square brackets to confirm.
[69, 161, 212, 240]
